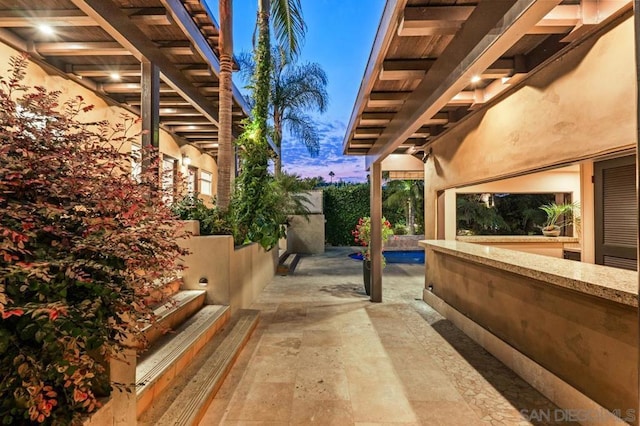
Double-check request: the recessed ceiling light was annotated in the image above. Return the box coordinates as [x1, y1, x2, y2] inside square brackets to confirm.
[470, 75, 482, 84]
[110, 72, 121, 81]
[38, 24, 55, 36]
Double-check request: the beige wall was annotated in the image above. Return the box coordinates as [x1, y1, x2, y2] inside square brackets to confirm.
[287, 215, 326, 254]
[180, 231, 277, 313]
[0, 41, 218, 206]
[424, 15, 635, 238]
[425, 248, 638, 416]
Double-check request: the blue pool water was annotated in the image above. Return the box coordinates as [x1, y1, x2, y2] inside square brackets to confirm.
[349, 250, 425, 264]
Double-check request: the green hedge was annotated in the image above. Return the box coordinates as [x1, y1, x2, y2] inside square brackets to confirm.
[323, 184, 370, 246]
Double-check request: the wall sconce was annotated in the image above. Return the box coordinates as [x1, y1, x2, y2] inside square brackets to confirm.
[198, 277, 208, 287]
[182, 155, 191, 166]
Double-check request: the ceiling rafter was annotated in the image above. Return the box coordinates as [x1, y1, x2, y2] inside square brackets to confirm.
[70, 0, 221, 126]
[365, 0, 563, 165]
[397, 4, 593, 38]
[0, 8, 172, 28]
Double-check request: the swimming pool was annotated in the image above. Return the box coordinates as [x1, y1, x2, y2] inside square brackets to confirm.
[349, 250, 425, 264]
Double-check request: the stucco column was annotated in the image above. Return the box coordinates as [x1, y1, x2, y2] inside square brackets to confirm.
[370, 162, 383, 302]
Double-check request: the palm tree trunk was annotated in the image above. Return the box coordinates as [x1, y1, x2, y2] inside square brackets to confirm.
[408, 199, 415, 235]
[217, 0, 233, 212]
[255, 0, 271, 141]
[273, 110, 282, 176]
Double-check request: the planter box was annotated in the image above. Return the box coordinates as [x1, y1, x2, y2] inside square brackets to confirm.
[178, 223, 277, 313]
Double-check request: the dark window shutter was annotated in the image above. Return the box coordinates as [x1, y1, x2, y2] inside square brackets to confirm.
[595, 156, 637, 271]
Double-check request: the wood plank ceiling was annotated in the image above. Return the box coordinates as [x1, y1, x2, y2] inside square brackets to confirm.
[0, 0, 250, 157]
[343, 0, 630, 164]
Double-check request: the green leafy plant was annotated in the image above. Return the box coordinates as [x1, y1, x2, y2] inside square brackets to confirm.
[539, 202, 579, 233]
[0, 55, 187, 425]
[232, 119, 284, 250]
[171, 195, 235, 237]
[351, 217, 394, 262]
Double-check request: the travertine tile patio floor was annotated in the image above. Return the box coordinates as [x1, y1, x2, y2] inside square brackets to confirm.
[200, 247, 573, 425]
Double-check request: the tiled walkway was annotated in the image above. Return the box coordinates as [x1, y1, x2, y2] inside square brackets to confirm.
[200, 247, 572, 425]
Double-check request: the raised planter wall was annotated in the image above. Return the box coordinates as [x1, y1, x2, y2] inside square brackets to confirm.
[178, 222, 277, 313]
[385, 235, 424, 251]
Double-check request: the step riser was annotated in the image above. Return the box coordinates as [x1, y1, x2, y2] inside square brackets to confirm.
[136, 307, 231, 418]
[189, 315, 258, 426]
[152, 310, 260, 426]
[143, 292, 206, 347]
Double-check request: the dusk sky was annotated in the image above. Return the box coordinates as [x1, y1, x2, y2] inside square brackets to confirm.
[206, 0, 386, 182]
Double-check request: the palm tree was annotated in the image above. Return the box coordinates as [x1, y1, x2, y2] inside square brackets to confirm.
[215, 0, 305, 211]
[216, 0, 233, 212]
[254, 0, 306, 152]
[329, 171, 335, 183]
[238, 49, 328, 175]
[383, 180, 424, 235]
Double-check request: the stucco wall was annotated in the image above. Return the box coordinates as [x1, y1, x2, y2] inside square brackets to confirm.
[424, 15, 635, 238]
[0, 41, 218, 206]
[180, 233, 277, 313]
[287, 215, 326, 254]
[425, 248, 638, 416]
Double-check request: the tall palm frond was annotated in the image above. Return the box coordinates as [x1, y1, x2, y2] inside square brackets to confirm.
[281, 110, 320, 156]
[270, 0, 307, 59]
[236, 47, 328, 173]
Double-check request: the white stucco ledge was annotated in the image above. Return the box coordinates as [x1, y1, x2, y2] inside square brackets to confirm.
[456, 235, 579, 243]
[420, 240, 638, 307]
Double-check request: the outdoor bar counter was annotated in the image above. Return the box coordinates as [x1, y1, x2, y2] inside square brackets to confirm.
[419, 240, 638, 422]
[456, 235, 581, 259]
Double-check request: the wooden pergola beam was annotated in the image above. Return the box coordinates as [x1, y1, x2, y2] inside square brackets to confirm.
[0, 8, 172, 27]
[398, 4, 599, 37]
[70, 0, 221, 126]
[34, 41, 194, 56]
[159, 0, 251, 118]
[171, 125, 218, 132]
[101, 82, 176, 93]
[398, 6, 474, 36]
[366, 0, 562, 167]
[367, 91, 409, 107]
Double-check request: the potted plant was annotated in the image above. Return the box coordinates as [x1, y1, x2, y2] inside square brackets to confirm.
[539, 202, 578, 236]
[352, 217, 394, 295]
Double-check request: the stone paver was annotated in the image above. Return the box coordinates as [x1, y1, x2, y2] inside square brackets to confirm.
[200, 247, 574, 425]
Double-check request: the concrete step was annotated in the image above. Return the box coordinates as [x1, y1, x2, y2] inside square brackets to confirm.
[141, 289, 207, 348]
[277, 252, 302, 276]
[136, 304, 230, 418]
[139, 309, 260, 426]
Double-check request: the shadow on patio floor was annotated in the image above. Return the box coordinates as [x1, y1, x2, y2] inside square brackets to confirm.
[199, 247, 578, 425]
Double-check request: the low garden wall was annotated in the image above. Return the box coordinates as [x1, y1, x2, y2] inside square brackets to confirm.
[178, 221, 277, 313]
[385, 234, 424, 251]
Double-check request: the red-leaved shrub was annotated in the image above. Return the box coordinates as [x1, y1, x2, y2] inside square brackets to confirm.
[0, 55, 188, 425]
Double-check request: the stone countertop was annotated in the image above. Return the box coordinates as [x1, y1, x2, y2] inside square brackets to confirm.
[456, 235, 580, 243]
[420, 240, 637, 307]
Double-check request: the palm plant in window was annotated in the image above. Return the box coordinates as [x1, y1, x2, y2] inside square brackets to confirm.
[539, 202, 579, 236]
